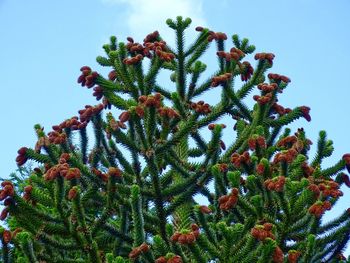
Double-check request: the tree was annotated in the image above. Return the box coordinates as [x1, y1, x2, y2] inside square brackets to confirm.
[1, 16, 350, 262]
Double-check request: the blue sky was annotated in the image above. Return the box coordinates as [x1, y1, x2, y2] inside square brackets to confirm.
[1, 0, 350, 257]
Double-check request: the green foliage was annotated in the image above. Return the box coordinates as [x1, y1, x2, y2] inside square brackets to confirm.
[1, 16, 350, 263]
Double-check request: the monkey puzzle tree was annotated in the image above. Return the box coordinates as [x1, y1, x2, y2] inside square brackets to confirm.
[1, 16, 350, 263]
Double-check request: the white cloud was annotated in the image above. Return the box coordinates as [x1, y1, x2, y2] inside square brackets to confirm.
[101, 0, 207, 47]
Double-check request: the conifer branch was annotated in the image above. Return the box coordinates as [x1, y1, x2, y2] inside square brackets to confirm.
[3, 16, 350, 263]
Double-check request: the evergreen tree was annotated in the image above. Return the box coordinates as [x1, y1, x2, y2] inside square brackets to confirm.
[1, 16, 350, 262]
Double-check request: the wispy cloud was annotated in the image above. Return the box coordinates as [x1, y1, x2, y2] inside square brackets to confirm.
[101, 0, 207, 46]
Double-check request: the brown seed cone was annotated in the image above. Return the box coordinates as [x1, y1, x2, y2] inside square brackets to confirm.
[2, 230, 12, 244]
[119, 111, 130, 122]
[108, 167, 122, 178]
[68, 188, 78, 200]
